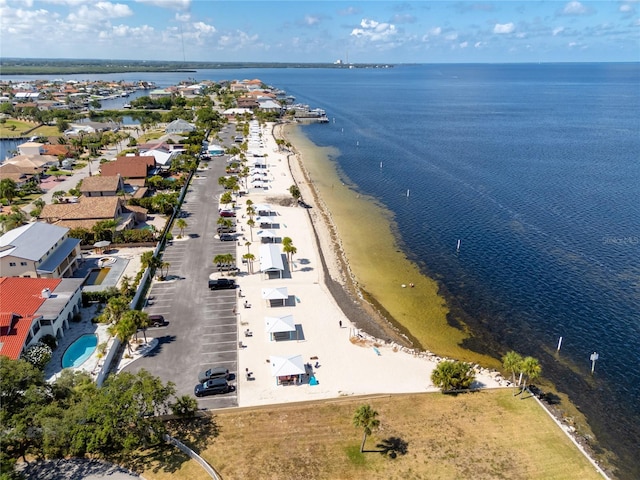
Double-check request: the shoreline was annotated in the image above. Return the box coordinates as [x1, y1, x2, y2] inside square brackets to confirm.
[276, 122, 615, 478]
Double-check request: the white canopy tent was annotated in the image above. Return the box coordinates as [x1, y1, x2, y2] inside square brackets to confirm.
[270, 354, 305, 385]
[254, 203, 274, 215]
[264, 314, 296, 341]
[255, 216, 276, 227]
[261, 286, 288, 306]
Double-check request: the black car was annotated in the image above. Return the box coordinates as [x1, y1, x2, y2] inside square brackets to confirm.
[219, 233, 236, 241]
[198, 366, 230, 383]
[194, 378, 234, 397]
[208, 278, 236, 290]
[148, 315, 168, 327]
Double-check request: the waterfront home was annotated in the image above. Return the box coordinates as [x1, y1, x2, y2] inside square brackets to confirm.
[39, 196, 133, 231]
[165, 119, 195, 135]
[0, 276, 84, 359]
[0, 222, 81, 278]
[100, 155, 156, 181]
[79, 175, 125, 197]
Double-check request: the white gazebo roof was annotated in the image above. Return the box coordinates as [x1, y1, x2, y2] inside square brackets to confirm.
[261, 286, 288, 300]
[270, 355, 305, 377]
[260, 244, 284, 274]
[264, 314, 296, 334]
[256, 229, 277, 238]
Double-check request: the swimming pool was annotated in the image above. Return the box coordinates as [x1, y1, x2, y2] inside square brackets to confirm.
[85, 267, 111, 286]
[62, 334, 98, 368]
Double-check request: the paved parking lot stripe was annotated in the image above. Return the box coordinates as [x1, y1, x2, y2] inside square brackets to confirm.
[200, 349, 238, 354]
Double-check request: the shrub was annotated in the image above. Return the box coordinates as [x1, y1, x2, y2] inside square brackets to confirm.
[21, 342, 53, 370]
[40, 334, 58, 350]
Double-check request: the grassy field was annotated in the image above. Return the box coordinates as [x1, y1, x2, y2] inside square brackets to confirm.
[135, 390, 602, 480]
[0, 119, 60, 138]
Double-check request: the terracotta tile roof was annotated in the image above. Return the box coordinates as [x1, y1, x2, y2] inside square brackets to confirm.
[40, 196, 120, 224]
[100, 156, 155, 178]
[41, 144, 72, 157]
[0, 277, 62, 360]
[80, 175, 122, 193]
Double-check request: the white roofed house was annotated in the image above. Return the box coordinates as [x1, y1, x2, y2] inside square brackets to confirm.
[165, 119, 196, 135]
[0, 222, 81, 279]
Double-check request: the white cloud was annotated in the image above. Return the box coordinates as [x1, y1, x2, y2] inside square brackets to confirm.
[474, 41, 484, 48]
[459, 41, 468, 48]
[175, 12, 190, 22]
[561, 1, 592, 15]
[493, 22, 515, 34]
[350, 18, 397, 42]
[193, 21, 215, 35]
[445, 32, 458, 41]
[304, 15, 321, 26]
[67, 2, 133, 24]
[135, 0, 190, 10]
[553, 26, 565, 36]
[106, 23, 154, 38]
[429, 26, 441, 36]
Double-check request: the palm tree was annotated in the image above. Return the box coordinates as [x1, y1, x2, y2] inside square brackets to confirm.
[103, 296, 130, 324]
[502, 351, 524, 395]
[520, 356, 542, 397]
[107, 313, 137, 354]
[282, 237, 297, 266]
[246, 218, 255, 241]
[213, 254, 235, 275]
[127, 310, 151, 343]
[159, 261, 170, 280]
[243, 253, 256, 274]
[430, 360, 475, 392]
[246, 205, 256, 220]
[244, 241, 251, 256]
[176, 218, 188, 238]
[353, 404, 380, 453]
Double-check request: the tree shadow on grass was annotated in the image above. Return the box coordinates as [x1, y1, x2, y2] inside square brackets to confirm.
[375, 436, 409, 459]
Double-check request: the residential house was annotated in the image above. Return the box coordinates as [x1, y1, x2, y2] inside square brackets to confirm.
[0, 222, 81, 278]
[165, 119, 195, 135]
[17, 142, 44, 156]
[100, 155, 155, 187]
[80, 175, 124, 197]
[39, 196, 132, 231]
[0, 276, 84, 359]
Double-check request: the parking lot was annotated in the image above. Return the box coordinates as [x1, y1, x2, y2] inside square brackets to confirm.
[123, 147, 241, 408]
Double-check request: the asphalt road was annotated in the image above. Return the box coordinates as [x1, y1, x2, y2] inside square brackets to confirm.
[123, 142, 242, 409]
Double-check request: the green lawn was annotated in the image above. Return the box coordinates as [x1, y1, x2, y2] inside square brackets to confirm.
[132, 391, 605, 480]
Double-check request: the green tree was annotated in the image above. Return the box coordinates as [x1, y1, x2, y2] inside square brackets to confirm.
[353, 404, 380, 453]
[430, 360, 476, 392]
[102, 295, 130, 324]
[175, 218, 188, 238]
[0, 206, 28, 233]
[107, 312, 137, 354]
[502, 351, 524, 395]
[123, 309, 151, 343]
[171, 395, 198, 418]
[214, 254, 235, 275]
[243, 253, 256, 274]
[289, 184, 301, 202]
[282, 237, 297, 266]
[0, 178, 18, 204]
[519, 356, 542, 397]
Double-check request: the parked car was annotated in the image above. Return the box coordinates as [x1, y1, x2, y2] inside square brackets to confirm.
[148, 315, 168, 327]
[208, 278, 236, 290]
[194, 378, 234, 397]
[198, 366, 230, 383]
[219, 210, 236, 218]
[217, 225, 237, 234]
[216, 263, 239, 273]
[219, 233, 236, 241]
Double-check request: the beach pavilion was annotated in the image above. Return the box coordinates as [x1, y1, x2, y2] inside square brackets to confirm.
[265, 314, 297, 341]
[269, 354, 306, 386]
[256, 229, 279, 243]
[259, 244, 284, 278]
[261, 286, 288, 306]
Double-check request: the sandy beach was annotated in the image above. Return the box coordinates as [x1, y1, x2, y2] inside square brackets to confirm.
[223, 122, 507, 407]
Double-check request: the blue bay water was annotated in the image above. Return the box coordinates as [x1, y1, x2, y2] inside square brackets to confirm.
[2, 64, 638, 476]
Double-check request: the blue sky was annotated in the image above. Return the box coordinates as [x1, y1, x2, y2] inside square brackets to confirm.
[1, 1, 638, 63]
